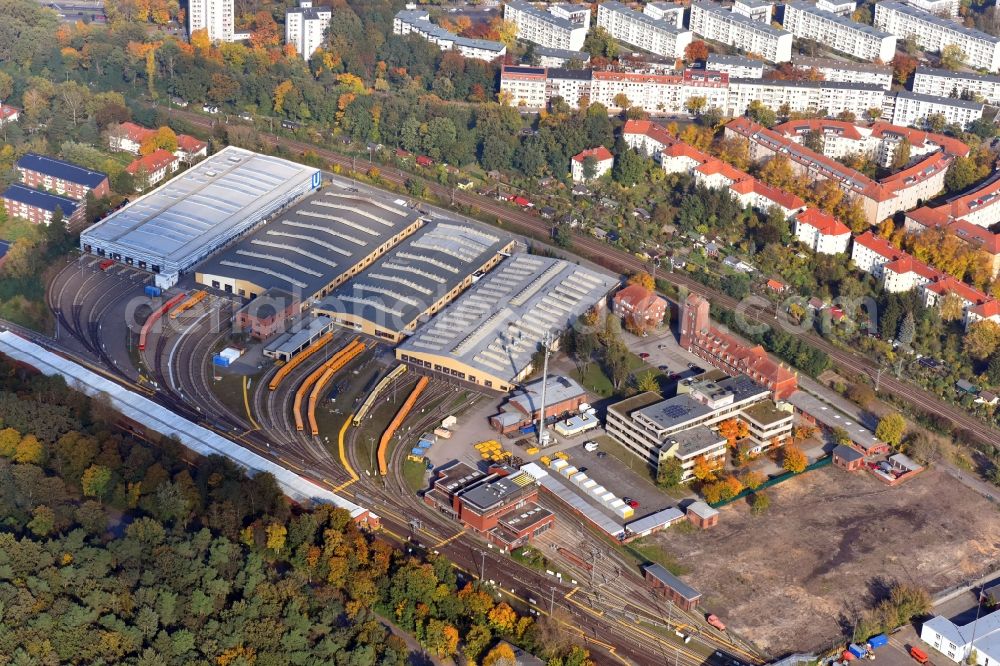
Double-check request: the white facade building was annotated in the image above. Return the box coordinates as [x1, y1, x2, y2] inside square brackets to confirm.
[188, 0, 235, 43]
[782, 2, 896, 63]
[707, 53, 766, 79]
[902, 0, 960, 18]
[732, 0, 774, 23]
[596, 1, 694, 59]
[793, 208, 852, 254]
[725, 79, 886, 118]
[394, 10, 507, 61]
[285, 0, 331, 61]
[689, 1, 793, 62]
[884, 91, 984, 129]
[920, 609, 1000, 665]
[571, 146, 614, 182]
[791, 56, 893, 90]
[504, 0, 589, 51]
[533, 46, 590, 67]
[644, 2, 686, 28]
[913, 67, 1000, 105]
[851, 231, 903, 278]
[816, 0, 856, 16]
[874, 1, 1000, 72]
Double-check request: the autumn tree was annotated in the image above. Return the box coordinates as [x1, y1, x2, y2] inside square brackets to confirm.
[628, 271, 655, 291]
[741, 470, 766, 490]
[14, 434, 44, 465]
[875, 412, 906, 446]
[249, 11, 280, 49]
[891, 54, 918, 85]
[692, 455, 718, 482]
[751, 491, 770, 515]
[782, 445, 807, 473]
[657, 457, 684, 489]
[483, 642, 518, 666]
[965, 319, 1000, 360]
[685, 40, 709, 63]
[81, 464, 112, 498]
[940, 44, 966, 70]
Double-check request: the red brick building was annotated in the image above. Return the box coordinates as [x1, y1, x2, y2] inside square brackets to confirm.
[424, 463, 554, 549]
[686, 501, 719, 529]
[680, 293, 798, 399]
[613, 284, 667, 331]
[235, 288, 301, 340]
[833, 444, 865, 472]
[489, 375, 588, 435]
[644, 563, 702, 610]
[1, 184, 85, 227]
[16, 153, 109, 200]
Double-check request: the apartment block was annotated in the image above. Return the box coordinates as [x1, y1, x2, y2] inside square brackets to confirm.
[533, 46, 590, 67]
[188, 0, 236, 43]
[793, 208, 852, 254]
[725, 79, 885, 118]
[1, 184, 84, 227]
[15, 153, 109, 201]
[596, 1, 693, 59]
[902, 0, 960, 17]
[285, 0, 331, 61]
[913, 67, 1000, 105]
[884, 90, 984, 129]
[707, 53, 766, 79]
[816, 0, 856, 16]
[689, 1, 793, 62]
[394, 10, 506, 61]
[732, 0, 774, 23]
[644, 1, 686, 27]
[791, 56, 892, 90]
[874, 1, 1000, 72]
[504, 0, 589, 51]
[782, 2, 896, 62]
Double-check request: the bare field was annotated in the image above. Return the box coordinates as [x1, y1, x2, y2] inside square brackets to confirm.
[654, 466, 1000, 655]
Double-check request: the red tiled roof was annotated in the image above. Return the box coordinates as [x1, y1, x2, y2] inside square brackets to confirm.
[972, 299, 1000, 318]
[869, 122, 969, 157]
[126, 149, 177, 176]
[774, 118, 864, 141]
[614, 284, 665, 314]
[118, 121, 155, 143]
[0, 105, 19, 121]
[766, 279, 785, 291]
[905, 206, 950, 229]
[749, 180, 806, 211]
[177, 134, 206, 153]
[695, 157, 746, 182]
[573, 146, 614, 163]
[883, 255, 941, 281]
[945, 177, 1000, 219]
[662, 141, 711, 163]
[623, 119, 676, 148]
[854, 231, 904, 261]
[948, 219, 1000, 254]
[794, 208, 850, 236]
[924, 275, 988, 305]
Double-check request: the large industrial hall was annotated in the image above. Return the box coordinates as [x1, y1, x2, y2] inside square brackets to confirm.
[314, 221, 516, 342]
[195, 189, 424, 303]
[396, 254, 618, 391]
[79, 146, 321, 288]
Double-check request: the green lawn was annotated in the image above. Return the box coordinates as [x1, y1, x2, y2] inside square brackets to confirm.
[572, 353, 664, 399]
[0, 213, 46, 243]
[626, 536, 690, 576]
[401, 458, 428, 494]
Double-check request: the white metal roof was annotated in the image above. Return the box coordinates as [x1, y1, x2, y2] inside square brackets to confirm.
[0, 331, 366, 518]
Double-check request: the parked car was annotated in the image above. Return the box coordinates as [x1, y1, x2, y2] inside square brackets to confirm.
[706, 614, 726, 631]
[910, 648, 929, 664]
[238, 112, 253, 121]
[659, 365, 670, 371]
[627, 499, 640, 509]
[638, 352, 650, 359]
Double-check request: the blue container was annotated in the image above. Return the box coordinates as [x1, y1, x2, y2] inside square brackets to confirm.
[848, 645, 866, 659]
[212, 354, 230, 367]
[144, 285, 162, 298]
[410, 447, 425, 456]
[519, 424, 536, 434]
[867, 635, 888, 650]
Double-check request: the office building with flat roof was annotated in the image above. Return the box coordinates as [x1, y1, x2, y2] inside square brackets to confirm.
[81, 146, 320, 288]
[314, 221, 515, 343]
[397, 253, 616, 392]
[196, 188, 422, 304]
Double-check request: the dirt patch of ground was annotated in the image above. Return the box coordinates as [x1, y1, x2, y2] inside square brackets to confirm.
[653, 465, 1000, 656]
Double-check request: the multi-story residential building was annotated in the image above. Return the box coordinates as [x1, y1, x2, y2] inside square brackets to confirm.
[884, 90, 984, 129]
[606, 374, 791, 480]
[773, 118, 969, 168]
[613, 284, 668, 328]
[590, 68, 730, 112]
[913, 67, 1000, 105]
[920, 610, 1000, 666]
[125, 149, 181, 191]
[108, 122, 207, 163]
[902, 0, 960, 17]
[689, 1, 793, 62]
[188, 0, 236, 43]
[816, 0, 856, 16]
[285, 0, 331, 61]
[793, 208, 852, 254]
[623, 119, 677, 160]
[644, 1, 686, 27]
[706, 53, 766, 79]
[1, 184, 84, 227]
[504, 0, 588, 51]
[782, 2, 896, 62]
[15, 153, 109, 201]
[874, 1, 1000, 72]
[732, 0, 774, 23]
[728, 117, 955, 226]
[790, 56, 893, 90]
[725, 79, 886, 118]
[499, 65, 549, 108]
[533, 46, 590, 67]
[571, 146, 614, 181]
[851, 230, 904, 278]
[596, 1, 693, 59]
[394, 10, 507, 61]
